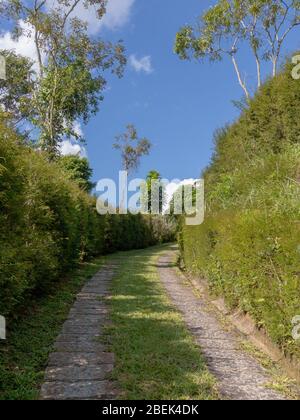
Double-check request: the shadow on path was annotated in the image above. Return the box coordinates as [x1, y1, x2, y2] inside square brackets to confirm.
[158, 251, 286, 401]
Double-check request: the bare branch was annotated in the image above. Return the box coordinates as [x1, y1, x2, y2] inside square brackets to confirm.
[230, 38, 250, 100]
[61, 0, 81, 29]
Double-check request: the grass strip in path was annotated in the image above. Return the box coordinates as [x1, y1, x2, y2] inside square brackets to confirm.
[0, 257, 105, 400]
[105, 245, 219, 400]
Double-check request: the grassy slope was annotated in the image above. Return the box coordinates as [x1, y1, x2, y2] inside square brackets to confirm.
[106, 245, 218, 400]
[0, 257, 104, 400]
[180, 62, 300, 358]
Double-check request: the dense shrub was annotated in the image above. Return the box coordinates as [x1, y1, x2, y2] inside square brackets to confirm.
[180, 61, 300, 359]
[0, 122, 173, 317]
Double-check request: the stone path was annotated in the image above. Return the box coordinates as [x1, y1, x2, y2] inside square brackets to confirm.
[40, 262, 118, 400]
[158, 252, 286, 401]
[40, 250, 287, 400]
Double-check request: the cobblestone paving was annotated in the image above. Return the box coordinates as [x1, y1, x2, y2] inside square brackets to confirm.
[158, 253, 286, 401]
[40, 263, 118, 400]
[40, 251, 287, 401]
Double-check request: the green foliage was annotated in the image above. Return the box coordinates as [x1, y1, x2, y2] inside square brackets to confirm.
[0, 256, 105, 400]
[0, 50, 35, 125]
[0, 0, 126, 157]
[175, 1, 300, 97]
[107, 246, 218, 400]
[180, 61, 300, 359]
[114, 124, 151, 173]
[0, 121, 171, 318]
[58, 155, 95, 192]
[35, 60, 111, 156]
[141, 170, 166, 214]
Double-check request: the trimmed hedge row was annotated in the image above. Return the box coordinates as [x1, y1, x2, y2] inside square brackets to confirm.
[180, 62, 300, 359]
[0, 122, 173, 317]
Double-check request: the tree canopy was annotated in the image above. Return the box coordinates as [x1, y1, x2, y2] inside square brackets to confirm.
[113, 124, 151, 173]
[175, 0, 300, 98]
[0, 0, 126, 157]
[58, 154, 95, 192]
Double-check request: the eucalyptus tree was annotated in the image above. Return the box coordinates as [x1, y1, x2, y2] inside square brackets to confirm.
[0, 0, 126, 157]
[0, 50, 35, 127]
[113, 124, 151, 212]
[113, 124, 151, 174]
[175, 0, 300, 99]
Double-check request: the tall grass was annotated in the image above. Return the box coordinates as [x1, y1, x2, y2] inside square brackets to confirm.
[180, 60, 300, 359]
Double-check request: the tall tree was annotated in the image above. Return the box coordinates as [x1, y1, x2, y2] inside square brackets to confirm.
[113, 124, 151, 173]
[58, 155, 95, 192]
[114, 124, 151, 212]
[0, 51, 35, 128]
[175, 0, 300, 99]
[0, 0, 126, 157]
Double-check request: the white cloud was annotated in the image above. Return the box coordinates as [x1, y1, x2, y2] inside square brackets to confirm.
[100, 0, 135, 31]
[46, 0, 135, 34]
[0, 20, 38, 64]
[73, 120, 84, 138]
[0, 0, 135, 64]
[60, 140, 87, 157]
[129, 54, 153, 74]
[60, 121, 87, 157]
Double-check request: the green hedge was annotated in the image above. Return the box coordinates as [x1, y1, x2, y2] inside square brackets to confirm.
[180, 61, 300, 359]
[0, 122, 173, 317]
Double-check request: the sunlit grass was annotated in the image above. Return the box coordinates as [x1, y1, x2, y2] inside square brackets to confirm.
[106, 245, 219, 400]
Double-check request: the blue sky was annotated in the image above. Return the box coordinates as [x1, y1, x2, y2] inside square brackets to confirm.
[1, 0, 299, 187]
[85, 0, 300, 186]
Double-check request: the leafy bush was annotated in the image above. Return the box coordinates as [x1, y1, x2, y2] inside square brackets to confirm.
[0, 121, 173, 317]
[180, 61, 300, 358]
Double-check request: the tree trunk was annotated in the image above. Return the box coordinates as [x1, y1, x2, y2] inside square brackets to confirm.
[231, 55, 250, 100]
[255, 55, 261, 89]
